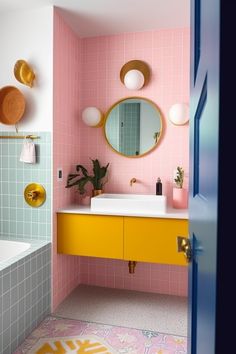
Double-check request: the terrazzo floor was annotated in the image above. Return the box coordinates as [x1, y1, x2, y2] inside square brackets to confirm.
[54, 284, 188, 337]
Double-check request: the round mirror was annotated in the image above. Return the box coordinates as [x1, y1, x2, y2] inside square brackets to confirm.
[104, 97, 162, 157]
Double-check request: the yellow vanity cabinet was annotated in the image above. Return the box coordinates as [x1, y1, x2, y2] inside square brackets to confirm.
[57, 213, 123, 259]
[123, 217, 188, 265]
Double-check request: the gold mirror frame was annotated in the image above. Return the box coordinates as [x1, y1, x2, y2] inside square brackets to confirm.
[103, 97, 163, 158]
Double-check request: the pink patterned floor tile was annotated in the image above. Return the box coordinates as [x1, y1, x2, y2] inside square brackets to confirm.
[14, 316, 187, 353]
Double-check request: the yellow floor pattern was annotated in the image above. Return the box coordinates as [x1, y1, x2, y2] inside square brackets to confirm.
[28, 336, 114, 354]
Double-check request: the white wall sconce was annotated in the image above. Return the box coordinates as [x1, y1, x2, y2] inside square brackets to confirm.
[168, 103, 189, 125]
[120, 60, 150, 90]
[82, 107, 103, 127]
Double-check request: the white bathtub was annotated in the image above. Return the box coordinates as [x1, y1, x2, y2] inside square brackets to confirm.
[0, 240, 30, 262]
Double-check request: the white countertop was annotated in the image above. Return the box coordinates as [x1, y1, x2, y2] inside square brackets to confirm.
[57, 205, 188, 219]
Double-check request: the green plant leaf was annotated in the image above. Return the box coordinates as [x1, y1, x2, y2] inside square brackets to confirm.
[66, 173, 80, 187]
[174, 166, 184, 188]
[76, 165, 88, 176]
[67, 173, 80, 182]
[76, 176, 91, 194]
[66, 159, 109, 194]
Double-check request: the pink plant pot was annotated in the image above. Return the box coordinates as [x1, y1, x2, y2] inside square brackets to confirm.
[173, 187, 188, 209]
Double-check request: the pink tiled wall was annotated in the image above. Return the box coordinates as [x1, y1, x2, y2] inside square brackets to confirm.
[52, 10, 82, 310]
[80, 257, 187, 297]
[79, 29, 190, 201]
[79, 28, 190, 296]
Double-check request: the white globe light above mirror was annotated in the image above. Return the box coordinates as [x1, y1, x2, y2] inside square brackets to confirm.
[124, 69, 145, 90]
[120, 60, 150, 90]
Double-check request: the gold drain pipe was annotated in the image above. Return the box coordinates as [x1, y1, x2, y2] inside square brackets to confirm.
[128, 261, 137, 274]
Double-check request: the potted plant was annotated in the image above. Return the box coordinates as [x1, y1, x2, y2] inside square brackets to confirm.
[174, 166, 184, 189]
[66, 158, 109, 197]
[173, 166, 188, 208]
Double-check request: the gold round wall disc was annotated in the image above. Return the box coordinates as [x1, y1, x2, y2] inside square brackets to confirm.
[24, 183, 46, 207]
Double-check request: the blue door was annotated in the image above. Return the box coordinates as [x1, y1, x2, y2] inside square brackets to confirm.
[188, 0, 220, 353]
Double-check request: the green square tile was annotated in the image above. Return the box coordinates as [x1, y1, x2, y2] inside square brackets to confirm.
[16, 183, 24, 195]
[3, 222, 10, 234]
[39, 144, 47, 157]
[46, 223, 51, 239]
[3, 184, 9, 194]
[23, 209, 31, 222]
[38, 209, 47, 221]
[46, 172, 52, 183]
[24, 223, 32, 236]
[45, 211, 51, 224]
[38, 223, 47, 237]
[10, 222, 17, 234]
[32, 223, 39, 237]
[9, 157, 16, 168]
[17, 222, 24, 236]
[8, 144, 16, 156]
[16, 159, 23, 169]
[45, 133, 51, 143]
[2, 170, 9, 181]
[17, 198, 24, 209]
[38, 171, 45, 183]
[16, 208, 24, 221]
[47, 145, 51, 155]
[2, 208, 10, 220]
[10, 208, 17, 220]
[39, 157, 47, 169]
[9, 195, 17, 207]
[32, 210, 39, 223]
[46, 158, 51, 169]
[23, 169, 32, 181]
[1, 157, 9, 168]
[2, 195, 9, 206]
[9, 170, 17, 182]
[16, 170, 24, 181]
[2, 144, 8, 156]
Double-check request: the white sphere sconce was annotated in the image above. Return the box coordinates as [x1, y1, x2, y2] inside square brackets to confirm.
[168, 103, 189, 125]
[120, 60, 150, 90]
[124, 69, 145, 90]
[82, 107, 103, 127]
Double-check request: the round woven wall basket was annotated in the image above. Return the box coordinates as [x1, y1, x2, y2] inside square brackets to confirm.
[0, 86, 26, 125]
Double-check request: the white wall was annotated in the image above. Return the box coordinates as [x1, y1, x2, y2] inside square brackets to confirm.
[0, 6, 53, 132]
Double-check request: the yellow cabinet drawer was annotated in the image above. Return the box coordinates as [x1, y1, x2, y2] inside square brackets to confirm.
[57, 214, 123, 259]
[124, 217, 188, 265]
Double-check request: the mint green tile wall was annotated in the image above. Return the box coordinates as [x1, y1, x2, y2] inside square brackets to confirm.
[0, 132, 51, 241]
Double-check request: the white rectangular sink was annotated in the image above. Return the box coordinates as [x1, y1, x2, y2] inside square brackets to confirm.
[91, 193, 167, 215]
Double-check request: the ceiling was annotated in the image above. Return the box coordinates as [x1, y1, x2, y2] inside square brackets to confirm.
[0, 0, 190, 37]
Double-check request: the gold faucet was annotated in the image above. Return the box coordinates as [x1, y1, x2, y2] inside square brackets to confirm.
[130, 178, 137, 186]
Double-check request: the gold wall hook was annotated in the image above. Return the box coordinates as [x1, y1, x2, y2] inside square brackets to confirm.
[24, 183, 46, 207]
